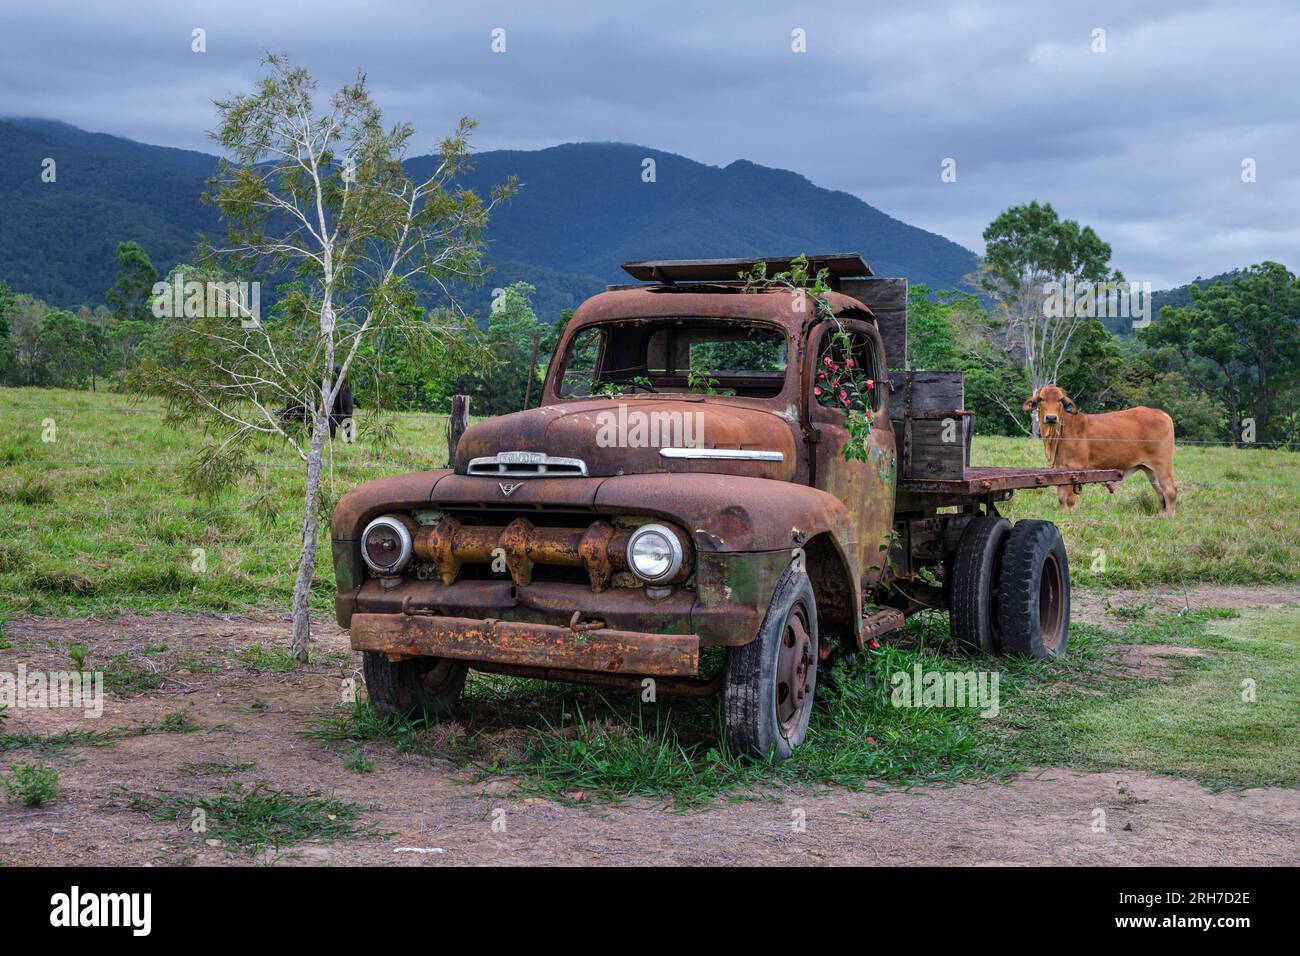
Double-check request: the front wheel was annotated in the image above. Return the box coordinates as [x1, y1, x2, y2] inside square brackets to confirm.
[723, 566, 819, 759]
[362, 652, 468, 720]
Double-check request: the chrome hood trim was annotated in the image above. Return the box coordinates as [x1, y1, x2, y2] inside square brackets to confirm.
[466, 451, 589, 477]
[659, 448, 784, 461]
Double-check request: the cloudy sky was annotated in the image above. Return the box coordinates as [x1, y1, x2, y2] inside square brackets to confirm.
[2, 0, 1296, 288]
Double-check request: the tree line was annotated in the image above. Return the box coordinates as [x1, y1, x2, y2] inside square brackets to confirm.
[907, 201, 1298, 446]
[1, 213, 1297, 449]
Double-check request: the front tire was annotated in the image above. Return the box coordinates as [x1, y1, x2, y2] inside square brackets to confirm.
[362, 652, 468, 720]
[997, 520, 1070, 659]
[724, 565, 819, 759]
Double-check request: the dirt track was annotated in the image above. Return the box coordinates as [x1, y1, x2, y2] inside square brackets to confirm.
[2, 585, 1298, 866]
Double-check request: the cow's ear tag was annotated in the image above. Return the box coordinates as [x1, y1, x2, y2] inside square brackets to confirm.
[1065, 402, 1075, 413]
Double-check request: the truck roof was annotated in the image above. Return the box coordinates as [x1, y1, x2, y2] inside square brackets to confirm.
[620, 253, 873, 285]
[573, 285, 874, 332]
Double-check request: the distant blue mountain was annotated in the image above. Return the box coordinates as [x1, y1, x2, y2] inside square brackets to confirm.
[0, 118, 980, 320]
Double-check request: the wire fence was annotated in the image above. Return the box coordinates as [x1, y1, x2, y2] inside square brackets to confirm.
[0, 510, 1295, 549]
[0, 403, 455, 419]
[2, 403, 1298, 448]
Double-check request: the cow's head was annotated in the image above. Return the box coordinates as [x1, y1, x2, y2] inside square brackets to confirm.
[1023, 384, 1077, 434]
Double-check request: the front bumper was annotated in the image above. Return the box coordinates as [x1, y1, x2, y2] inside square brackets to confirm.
[350, 612, 699, 677]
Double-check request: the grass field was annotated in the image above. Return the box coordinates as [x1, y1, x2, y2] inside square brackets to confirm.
[972, 433, 1300, 587]
[1064, 606, 1300, 788]
[0, 387, 453, 615]
[1, 386, 1298, 616]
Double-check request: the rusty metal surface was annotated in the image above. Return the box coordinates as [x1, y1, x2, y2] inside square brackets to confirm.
[539, 286, 875, 408]
[347, 566, 764, 647]
[331, 470, 448, 542]
[349, 612, 699, 677]
[469, 660, 724, 697]
[861, 607, 905, 641]
[411, 514, 689, 592]
[330, 470, 451, 600]
[330, 266, 1111, 685]
[453, 397, 798, 481]
[422, 472, 859, 557]
[899, 466, 1125, 495]
[620, 254, 874, 283]
[594, 473, 856, 555]
[805, 320, 896, 589]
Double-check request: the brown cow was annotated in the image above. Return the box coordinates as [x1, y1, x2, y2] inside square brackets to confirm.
[1023, 385, 1178, 515]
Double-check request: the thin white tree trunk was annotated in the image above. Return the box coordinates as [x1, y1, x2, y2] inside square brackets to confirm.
[290, 415, 329, 663]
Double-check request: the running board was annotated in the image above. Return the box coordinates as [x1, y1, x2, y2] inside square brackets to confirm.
[861, 608, 905, 642]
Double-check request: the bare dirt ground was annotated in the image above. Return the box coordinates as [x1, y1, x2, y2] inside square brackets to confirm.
[2, 583, 1298, 867]
[1070, 583, 1300, 626]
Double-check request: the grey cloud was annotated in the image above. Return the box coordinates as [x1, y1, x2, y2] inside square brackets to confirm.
[1, 0, 1295, 288]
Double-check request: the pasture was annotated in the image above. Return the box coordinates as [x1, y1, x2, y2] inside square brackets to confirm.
[0, 386, 1297, 617]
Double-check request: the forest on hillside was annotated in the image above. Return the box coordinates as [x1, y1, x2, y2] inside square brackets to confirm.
[3, 225, 1297, 449]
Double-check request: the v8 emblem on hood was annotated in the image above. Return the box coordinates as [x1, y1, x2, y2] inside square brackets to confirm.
[498, 482, 523, 497]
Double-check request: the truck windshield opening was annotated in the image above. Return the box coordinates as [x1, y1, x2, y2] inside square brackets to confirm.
[559, 318, 787, 398]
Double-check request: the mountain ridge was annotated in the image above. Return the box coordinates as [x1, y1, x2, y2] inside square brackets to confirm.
[0, 117, 1098, 324]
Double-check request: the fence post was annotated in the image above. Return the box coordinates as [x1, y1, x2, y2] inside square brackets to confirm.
[448, 394, 470, 464]
[523, 330, 541, 411]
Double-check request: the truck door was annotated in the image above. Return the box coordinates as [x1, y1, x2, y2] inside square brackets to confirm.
[806, 320, 897, 588]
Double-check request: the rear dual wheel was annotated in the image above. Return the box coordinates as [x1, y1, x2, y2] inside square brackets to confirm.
[998, 519, 1070, 659]
[949, 516, 1070, 659]
[950, 516, 1011, 654]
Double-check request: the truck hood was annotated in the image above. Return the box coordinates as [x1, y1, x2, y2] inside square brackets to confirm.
[453, 397, 799, 481]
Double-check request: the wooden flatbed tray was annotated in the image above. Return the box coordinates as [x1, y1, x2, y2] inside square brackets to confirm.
[899, 466, 1125, 496]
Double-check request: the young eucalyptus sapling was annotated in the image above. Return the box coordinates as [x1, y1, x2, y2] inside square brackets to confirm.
[133, 55, 515, 661]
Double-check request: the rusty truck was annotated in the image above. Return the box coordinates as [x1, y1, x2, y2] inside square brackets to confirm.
[332, 254, 1122, 758]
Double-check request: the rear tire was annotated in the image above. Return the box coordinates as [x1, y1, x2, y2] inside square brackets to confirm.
[362, 652, 468, 720]
[724, 565, 818, 759]
[949, 515, 1011, 654]
[997, 520, 1070, 659]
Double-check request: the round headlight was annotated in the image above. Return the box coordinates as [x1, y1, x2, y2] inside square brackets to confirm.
[361, 515, 414, 576]
[626, 523, 684, 584]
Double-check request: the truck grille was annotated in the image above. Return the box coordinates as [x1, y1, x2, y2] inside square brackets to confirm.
[466, 451, 588, 477]
[413, 515, 631, 592]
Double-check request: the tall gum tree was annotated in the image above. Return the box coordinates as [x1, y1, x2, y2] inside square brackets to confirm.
[979, 201, 1117, 435]
[133, 55, 515, 661]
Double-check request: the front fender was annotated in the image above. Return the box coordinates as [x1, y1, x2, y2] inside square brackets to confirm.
[593, 473, 857, 556]
[594, 475, 862, 645]
[331, 469, 449, 610]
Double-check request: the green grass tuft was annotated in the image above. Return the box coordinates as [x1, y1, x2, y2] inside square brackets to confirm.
[236, 643, 297, 673]
[124, 783, 373, 857]
[3, 758, 61, 807]
[158, 710, 201, 733]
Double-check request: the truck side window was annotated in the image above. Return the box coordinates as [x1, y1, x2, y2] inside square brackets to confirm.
[560, 327, 604, 396]
[815, 328, 881, 414]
